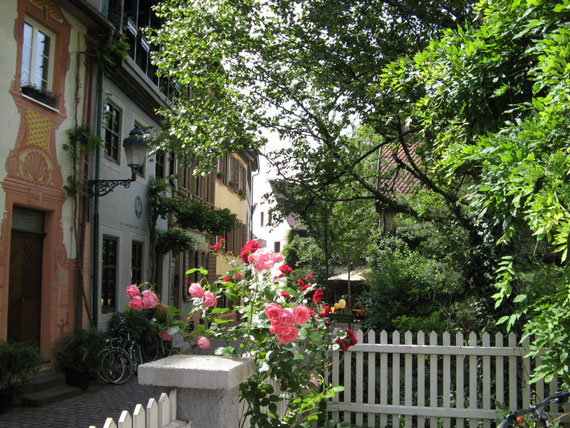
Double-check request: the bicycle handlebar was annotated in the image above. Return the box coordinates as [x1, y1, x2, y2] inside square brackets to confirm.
[498, 391, 570, 427]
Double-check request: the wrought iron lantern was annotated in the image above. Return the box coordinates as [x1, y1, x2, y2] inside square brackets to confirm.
[87, 128, 147, 197]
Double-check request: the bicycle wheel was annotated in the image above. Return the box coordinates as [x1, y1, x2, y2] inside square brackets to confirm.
[97, 348, 133, 385]
[160, 339, 174, 357]
[140, 337, 160, 362]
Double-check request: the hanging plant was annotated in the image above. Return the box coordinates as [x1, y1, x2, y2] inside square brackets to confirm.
[62, 125, 102, 198]
[89, 33, 129, 76]
[155, 228, 195, 255]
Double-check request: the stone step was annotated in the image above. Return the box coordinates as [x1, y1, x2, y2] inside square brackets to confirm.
[22, 371, 66, 395]
[21, 384, 82, 407]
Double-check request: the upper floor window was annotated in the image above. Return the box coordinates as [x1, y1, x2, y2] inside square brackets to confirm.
[20, 21, 56, 107]
[134, 122, 146, 177]
[103, 103, 121, 163]
[155, 150, 166, 178]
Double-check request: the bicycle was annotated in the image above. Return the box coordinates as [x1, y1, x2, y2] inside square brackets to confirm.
[97, 336, 133, 385]
[97, 326, 173, 385]
[498, 391, 570, 427]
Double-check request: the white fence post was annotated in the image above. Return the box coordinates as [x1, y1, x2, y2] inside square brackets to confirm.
[138, 354, 255, 428]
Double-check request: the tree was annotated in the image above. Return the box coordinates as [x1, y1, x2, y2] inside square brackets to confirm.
[377, 0, 570, 384]
[148, 0, 569, 382]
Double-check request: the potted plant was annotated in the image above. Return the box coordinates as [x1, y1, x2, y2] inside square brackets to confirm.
[20, 84, 58, 107]
[54, 328, 105, 390]
[0, 341, 44, 413]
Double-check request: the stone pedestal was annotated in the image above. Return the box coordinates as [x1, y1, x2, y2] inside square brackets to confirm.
[138, 354, 255, 428]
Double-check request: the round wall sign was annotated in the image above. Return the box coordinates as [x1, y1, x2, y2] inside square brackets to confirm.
[134, 196, 143, 218]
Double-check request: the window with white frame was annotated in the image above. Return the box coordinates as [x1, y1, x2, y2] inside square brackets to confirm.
[20, 20, 55, 105]
[134, 121, 146, 177]
[103, 103, 121, 163]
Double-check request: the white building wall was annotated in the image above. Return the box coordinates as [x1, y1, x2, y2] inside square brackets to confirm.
[95, 77, 167, 329]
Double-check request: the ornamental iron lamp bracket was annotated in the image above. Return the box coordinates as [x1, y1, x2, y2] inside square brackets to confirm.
[87, 128, 147, 197]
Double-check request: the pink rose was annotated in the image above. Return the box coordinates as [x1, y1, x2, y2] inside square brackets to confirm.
[141, 290, 159, 309]
[294, 306, 311, 325]
[128, 295, 144, 311]
[197, 336, 211, 350]
[309, 374, 319, 389]
[126, 284, 139, 298]
[236, 272, 243, 279]
[276, 326, 299, 345]
[203, 291, 217, 307]
[273, 253, 284, 263]
[248, 248, 276, 272]
[158, 330, 172, 340]
[264, 303, 282, 321]
[188, 283, 204, 298]
[269, 308, 295, 334]
[280, 308, 295, 326]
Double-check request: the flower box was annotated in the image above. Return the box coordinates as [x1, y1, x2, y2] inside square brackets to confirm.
[21, 85, 57, 108]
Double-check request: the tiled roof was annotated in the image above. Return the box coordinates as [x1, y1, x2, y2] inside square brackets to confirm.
[377, 143, 423, 196]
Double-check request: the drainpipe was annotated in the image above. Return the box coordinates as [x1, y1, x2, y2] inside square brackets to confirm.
[90, 64, 104, 329]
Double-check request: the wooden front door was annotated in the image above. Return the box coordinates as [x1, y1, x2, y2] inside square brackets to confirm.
[7, 229, 44, 346]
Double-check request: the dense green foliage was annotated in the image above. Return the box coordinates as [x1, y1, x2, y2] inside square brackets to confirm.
[377, 0, 570, 384]
[149, 0, 570, 384]
[0, 341, 44, 389]
[149, 178, 237, 236]
[53, 328, 105, 374]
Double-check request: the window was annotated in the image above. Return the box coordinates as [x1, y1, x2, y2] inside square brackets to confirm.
[122, 0, 173, 96]
[155, 150, 165, 178]
[134, 122, 146, 177]
[274, 241, 281, 253]
[103, 103, 121, 162]
[21, 22, 51, 90]
[102, 236, 118, 314]
[131, 241, 143, 286]
[20, 21, 56, 107]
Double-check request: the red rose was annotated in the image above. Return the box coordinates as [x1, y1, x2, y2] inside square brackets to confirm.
[222, 276, 231, 282]
[318, 305, 331, 318]
[306, 274, 314, 280]
[280, 291, 291, 299]
[279, 264, 293, 274]
[312, 288, 324, 303]
[297, 278, 305, 287]
[158, 330, 173, 340]
[240, 240, 261, 263]
[301, 284, 311, 292]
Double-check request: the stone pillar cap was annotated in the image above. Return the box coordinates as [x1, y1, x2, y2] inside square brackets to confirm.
[138, 354, 255, 390]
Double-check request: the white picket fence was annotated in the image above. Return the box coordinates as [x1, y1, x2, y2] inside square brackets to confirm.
[327, 329, 570, 427]
[239, 377, 290, 425]
[89, 389, 190, 428]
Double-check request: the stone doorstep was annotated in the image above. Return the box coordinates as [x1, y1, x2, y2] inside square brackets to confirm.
[22, 371, 66, 395]
[21, 383, 82, 407]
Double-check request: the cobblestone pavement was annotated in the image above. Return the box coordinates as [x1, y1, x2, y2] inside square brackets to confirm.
[0, 376, 161, 428]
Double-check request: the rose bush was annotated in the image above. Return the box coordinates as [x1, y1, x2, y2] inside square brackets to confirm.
[183, 239, 354, 427]
[124, 283, 183, 343]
